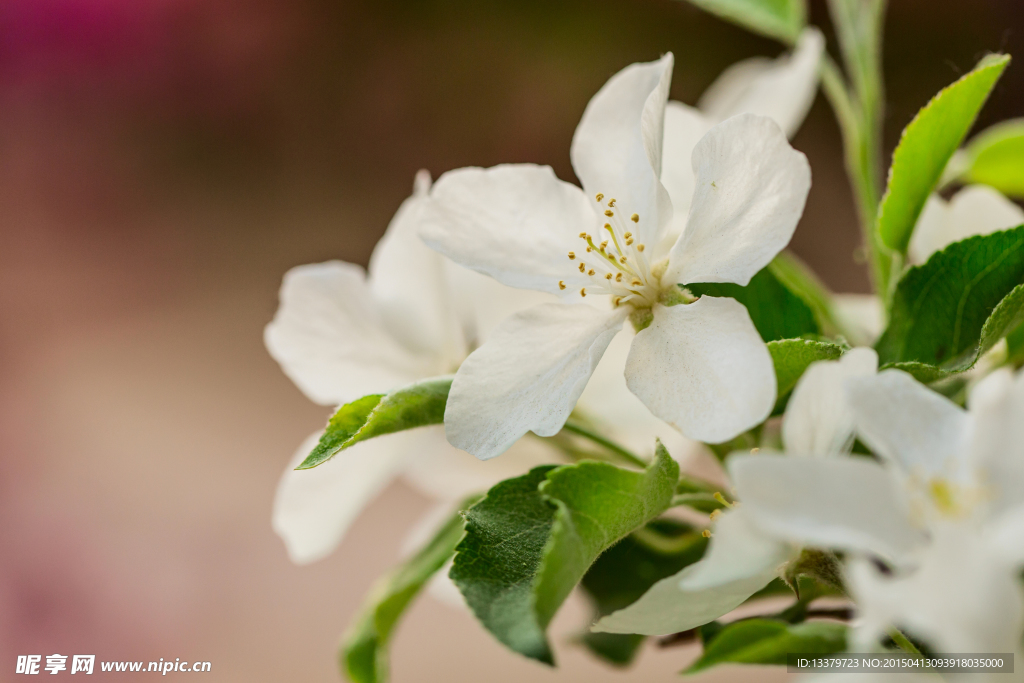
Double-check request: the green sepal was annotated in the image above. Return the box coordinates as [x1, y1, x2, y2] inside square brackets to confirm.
[683, 619, 848, 674]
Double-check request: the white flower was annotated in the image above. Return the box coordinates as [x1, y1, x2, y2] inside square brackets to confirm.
[732, 367, 1024, 652]
[265, 171, 560, 564]
[421, 54, 812, 458]
[591, 348, 877, 635]
[662, 27, 823, 240]
[907, 184, 1024, 264]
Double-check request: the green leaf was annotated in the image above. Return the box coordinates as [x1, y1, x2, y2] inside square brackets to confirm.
[767, 252, 840, 336]
[684, 619, 848, 674]
[450, 450, 679, 664]
[299, 377, 451, 469]
[880, 58, 1010, 253]
[580, 519, 708, 666]
[680, 0, 806, 43]
[875, 227, 1024, 377]
[687, 260, 821, 343]
[768, 339, 845, 408]
[877, 53, 1010, 254]
[342, 503, 470, 683]
[961, 118, 1024, 197]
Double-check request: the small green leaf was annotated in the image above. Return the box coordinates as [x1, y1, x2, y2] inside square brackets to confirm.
[299, 377, 451, 469]
[877, 53, 1010, 254]
[961, 118, 1024, 197]
[875, 227, 1024, 376]
[580, 519, 708, 666]
[450, 451, 679, 664]
[687, 259, 821, 343]
[342, 503, 470, 683]
[768, 339, 845, 406]
[684, 619, 848, 674]
[680, 0, 806, 43]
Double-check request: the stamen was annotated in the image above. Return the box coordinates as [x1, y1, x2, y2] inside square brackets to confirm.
[604, 273, 612, 280]
[608, 198, 617, 207]
[595, 193, 604, 202]
[578, 263, 585, 272]
[558, 281, 566, 290]
[568, 251, 575, 260]
[612, 296, 622, 306]
[587, 269, 595, 276]
[709, 509, 721, 521]
[604, 210, 614, 217]
[702, 529, 712, 538]
[620, 256, 627, 264]
[599, 240, 608, 250]
[713, 492, 734, 509]
[578, 232, 587, 238]
[580, 288, 587, 297]
[637, 244, 645, 252]
[625, 238, 634, 246]
[586, 246, 592, 252]
[630, 213, 639, 223]
[615, 273, 622, 282]
[631, 279, 642, 286]
[624, 232, 632, 239]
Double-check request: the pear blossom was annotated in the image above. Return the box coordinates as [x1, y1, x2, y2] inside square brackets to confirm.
[661, 27, 823, 240]
[907, 184, 1024, 264]
[591, 348, 877, 636]
[421, 54, 812, 458]
[732, 367, 1024, 652]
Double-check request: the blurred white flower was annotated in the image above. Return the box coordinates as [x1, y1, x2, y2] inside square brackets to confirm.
[591, 348, 877, 635]
[733, 367, 1024, 652]
[422, 54, 811, 458]
[265, 171, 560, 565]
[907, 184, 1024, 264]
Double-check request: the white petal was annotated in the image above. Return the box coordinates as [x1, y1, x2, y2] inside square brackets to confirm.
[592, 553, 779, 635]
[264, 261, 426, 405]
[679, 509, 795, 590]
[420, 164, 594, 295]
[730, 454, 925, 565]
[401, 424, 563, 501]
[662, 114, 811, 287]
[847, 370, 972, 481]
[782, 347, 878, 456]
[444, 303, 627, 460]
[832, 293, 886, 347]
[849, 521, 1024, 652]
[570, 54, 674, 245]
[625, 298, 775, 444]
[908, 185, 1024, 264]
[272, 431, 411, 564]
[698, 28, 824, 138]
[576, 327, 699, 459]
[368, 170, 465, 365]
[969, 367, 1024, 514]
[659, 102, 715, 238]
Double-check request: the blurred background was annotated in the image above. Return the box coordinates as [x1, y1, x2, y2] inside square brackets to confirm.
[1, 0, 1022, 680]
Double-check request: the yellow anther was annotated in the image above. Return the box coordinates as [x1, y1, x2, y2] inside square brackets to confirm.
[630, 213, 639, 223]
[587, 269, 595, 276]
[624, 232, 632, 239]
[702, 529, 712, 538]
[605, 273, 613, 280]
[620, 256, 628, 264]
[595, 193, 604, 202]
[579, 262, 585, 272]
[625, 238, 634, 246]
[615, 273, 622, 282]
[709, 509, 721, 521]
[586, 246, 592, 252]
[580, 288, 587, 297]
[604, 210, 614, 217]
[579, 232, 587, 238]
[631, 279, 642, 286]
[604, 223, 612, 230]
[612, 296, 622, 306]
[568, 251, 576, 260]
[599, 240, 608, 250]
[608, 198, 617, 207]
[558, 280, 566, 290]
[637, 244, 645, 252]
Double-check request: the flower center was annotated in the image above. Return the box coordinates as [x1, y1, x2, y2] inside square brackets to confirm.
[558, 193, 661, 308]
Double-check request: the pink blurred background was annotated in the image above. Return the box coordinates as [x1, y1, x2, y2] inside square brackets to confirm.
[1, 0, 1022, 680]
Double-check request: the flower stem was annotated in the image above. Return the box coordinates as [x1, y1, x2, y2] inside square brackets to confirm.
[560, 421, 648, 468]
[887, 626, 923, 656]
